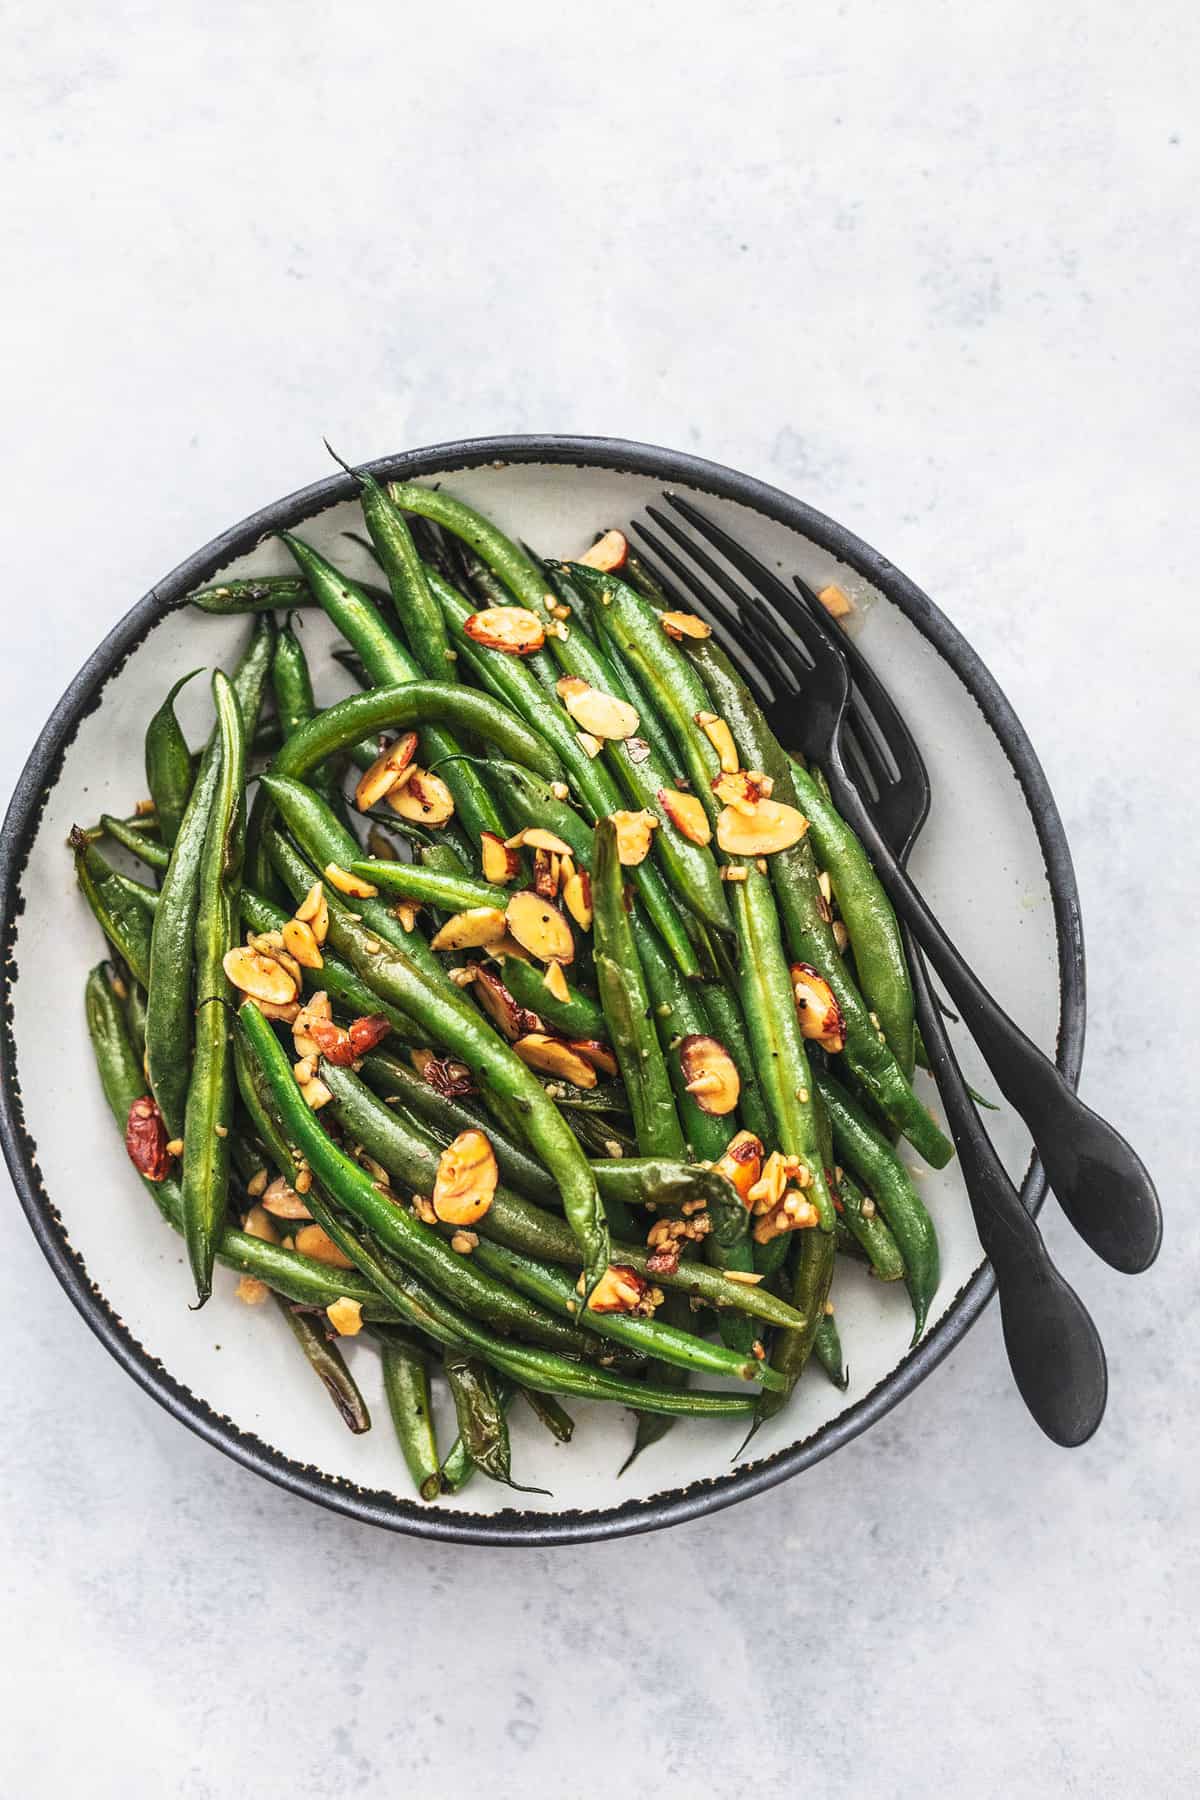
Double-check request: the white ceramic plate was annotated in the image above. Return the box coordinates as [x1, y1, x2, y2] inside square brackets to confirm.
[0, 438, 1084, 1544]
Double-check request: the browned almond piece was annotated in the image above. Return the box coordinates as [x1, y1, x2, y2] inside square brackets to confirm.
[433, 1129, 499, 1225]
[569, 1039, 619, 1078]
[610, 810, 658, 866]
[577, 528, 628, 572]
[325, 1297, 364, 1336]
[353, 731, 419, 811]
[817, 582, 854, 619]
[481, 830, 521, 885]
[562, 868, 593, 930]
[657, 788, 712, 846]
[223, 946, 298, 1005]
[387, 768, 455, 827]
[556, 678, 639, 741]
[747, 1150, 790, 1212]
[512, 1032, 598, 1088]
[542, 960, 570, 1004]
[532, 847, 557, 900]
[505, 890, 575, 963]
[712, 769, 774, 813]
[261, 1175, 313, 1220]
[293, 1224, 354, 1267]
[503, 826, 574, 854]
[584, 1264, 648, 1314]
[789, 961, 847, 1053]
[429, 907, 509, 952]
[660, 610, 712, 641]
[697, 715, 739, 773]
[678, 1034, 741, 1115]
[716, 799, 809, 857]
[324, 861, 378, 899]
[712, 1130, 765, 1207]
[282, 916, 323, 970]
[463, 606, 545, 655]
[472, 964, 542, 1039]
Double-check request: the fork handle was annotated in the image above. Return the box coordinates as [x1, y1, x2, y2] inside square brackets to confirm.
[825, 756, 1162, 1273]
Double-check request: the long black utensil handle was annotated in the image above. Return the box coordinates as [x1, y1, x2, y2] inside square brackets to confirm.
[825, 755, 1162, 1274]
[907, 937, 1107, 1445]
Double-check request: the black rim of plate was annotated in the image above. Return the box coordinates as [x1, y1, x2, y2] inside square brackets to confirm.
[0, 435, 1086, 1547]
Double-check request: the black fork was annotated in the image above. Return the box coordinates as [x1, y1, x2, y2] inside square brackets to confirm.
[630, 503, 1109, 1445]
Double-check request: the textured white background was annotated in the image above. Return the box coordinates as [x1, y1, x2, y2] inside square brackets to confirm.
[2, 3, 1197, 1794]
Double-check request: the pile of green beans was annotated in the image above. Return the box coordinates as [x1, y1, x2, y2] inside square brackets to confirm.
[74, 474, 954, 1499]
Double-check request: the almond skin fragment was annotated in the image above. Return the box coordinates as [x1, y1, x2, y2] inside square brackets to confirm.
[532, 847, 557, 900]
[712, 1130, 765, 1207]
[577, 528, 628, 572]
[789, 961, 847, 1053]
[326, 1296, 364, 1336]
[471, 963, 542, 1040]
[657, 787, 712, 846]
[432, 1128, 499, 1225]
[324, 861, 378, 899]
[556, 677, 640, 742]
[387, 768, 455, 827]
[678, 1034, 741, 1115]
[562, 868, 593, 930]
[412, 1049, 476, 1097]
[283, 916, 324, 970]
[716, 799, 809, 857]
[464, 606, 546, 655]
[505, 889, 575, 964]
[354, 731, 419, 811]
[660, 610, 712, 641]
[712, 769, 774, 813]
[513, 1032, 598, 1088]
[223, 945, 299, 1005]
[124, 1096, 171, 1181]
[698, 715, 740, 773]
[480, 831, 521, 885]
[429, 906, 509, 952]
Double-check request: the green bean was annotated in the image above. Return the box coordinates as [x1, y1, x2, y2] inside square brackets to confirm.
[144, 670, 200, 848]
[191, 575, 311, 614]
[812, 1308, 848, 1390]
[349, 860, 507, 913]
[122, 974, 148, 1062]
[836, 1167, 905, 1282]
[71, 833, 154, 986]
[815, 1068, 940, 1342]
[497, 950, 608, 1043]
[757, 1224, 837, 1422]
[270, 616, 342, 808]
[444, 1355, 537, 1490]
[438, 1381, 519, 1493]
[180, 670, 246, 1303]
[520, 1388, 575, 1444]
[480, 757, 594, 863]
[99, 814, 171, 871]
[619, 1287, 692, 1475]
[351, 468, 457, 680]
[275, 1296, 372, 1433]
[378, 1331, 441, 1498]
[592, 818, 686, 1159]
[145, 617, 274, 1138]
[389, 481, 555, 614]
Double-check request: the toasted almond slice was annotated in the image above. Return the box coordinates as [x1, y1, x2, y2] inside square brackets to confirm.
[481, 830, 521, 884]
[295, 880, 325, 924]
[486, 933, 534, 965]
[678, 1034, 741, 1115]
[472, 963, 542, 1039]
[542, 960, 570, 1004]
[353, 731, 419, 811]
[578, 528, 628, 572]
[503, 827, 574, 855]
[576, 729, 603, 758]
[293, 1224, 354, 1267]
[429, 906, 509, 952]
[223, 946, 298, 1005]
[242, 1204, 280, 1243]
[790, 961, 847, 1053]
[660, 610, 712, 641]
[556, 678, 639, 742]
[282, 916, 324, 970]
[712, 769, 774, 813]
[325, 1296, 364, 1336]
[657, 788, 712, 846]
[747, 1150, 790, 1212]
[261, 1175, 312, 1220]
[817, 582, 854, 619]
[610, 809, 658, 867]
[699, 715, 739, 773]
[387, 767, 455, 827]
[716, 798, 809, 857]
[324, 861, 378, 899]
[583, 1264, 649, 1314]
[513, 1032, 598, 1088]
[505, 890, 575, 963]
[463, 606, 546, 655]
[432, 1128, 499, 1225]
[274, 947, 302, 986]
[712, 1130, 765, 1207]
[258, 998, 301, 1023]
[569, 1039, 619, 1079]
[300, 1076, 333, 1110]
[562, 868, 593, 930]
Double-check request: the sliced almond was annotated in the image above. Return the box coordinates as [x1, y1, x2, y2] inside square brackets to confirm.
[353, 731, 419, 811]
[790, 961, 846, 1053]
[712, 1130, 765, 1207]
[578, 528, 627, 572]
[432, 1128, 499, 1225]
[817, 582, 854, 620]
[660, 610, 712, 641]
[223, 946, 298, 1005]
[485, 933, 534, 965]
[747, 1150, 790, 1212]
[325, 1296, 364, 1336]
[503, 827, 574, 855]
[241, 1204, 280, 1244]
[392, 900, 420, 933]
[569, 1039, 619, 1078]
[712, 769, 774, 813]
[583, 1264, 649, 1314]
[542, 960, 570, 1005]
[295, 880, 330, 945]
[610, 809, 658, 866]
[293, 1224, 354, 1268]
[481, 830, 521, 885]
[387, 768, 455, 827]
[262, 1175, 312, 1220]
[716, 799, 809, 857]
[324, 861, 378, 899]
[463, 606, 545, 655]
[513, 1032, 597, 1088]
[505, 889, 575, 963]
[282, 916, 323, 970]
[472, 964, 542, 1039]
[556, 678, 639, 742]
[698, 715, 739, 773]
[429, 906, 509, 952]
[562, 868, 593, 930]
[576, 730, 603, 759]
[657, 788, 712, 846]
[678, 1034, 741, 1115]
[300, 1076, 333, 1110]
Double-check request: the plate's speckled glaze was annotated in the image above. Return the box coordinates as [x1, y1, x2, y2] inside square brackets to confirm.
[0, 437, 1084, 1543]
